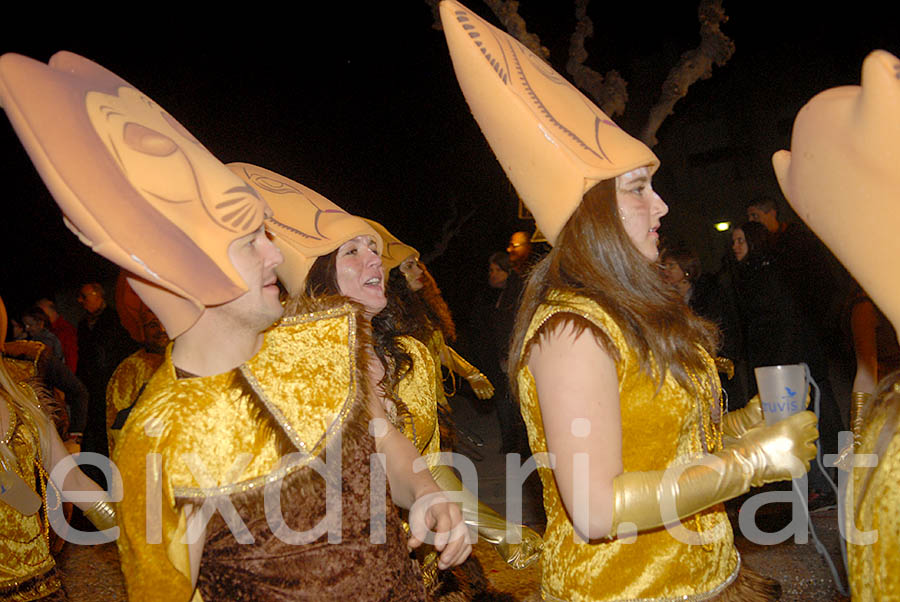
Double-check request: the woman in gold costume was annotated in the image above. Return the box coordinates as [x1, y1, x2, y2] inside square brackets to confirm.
[1, 295, 116, 600]
[440, 2, 819, 600]
[388, 246, 494, 403]
[303, 229, 541, 600]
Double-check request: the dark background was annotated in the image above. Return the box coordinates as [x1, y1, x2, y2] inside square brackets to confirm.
[1, 2, 898, 328]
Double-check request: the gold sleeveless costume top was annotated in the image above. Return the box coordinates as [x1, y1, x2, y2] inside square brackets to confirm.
[396, 335, 441, 463]
[0, 390, 60, 601]
[105, 348, 165, 456]
[516, 291, 738, 601]
[847, 373, 900, 600]
[114, 303, 423, 601]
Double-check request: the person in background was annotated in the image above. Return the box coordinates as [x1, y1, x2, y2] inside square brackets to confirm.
[22, 305, 64, 363]
[74, 281, 136, 488]
[36, 298, 78, 373]
[506, 231, 534, 277]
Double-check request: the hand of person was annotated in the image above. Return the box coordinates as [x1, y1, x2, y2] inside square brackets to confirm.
[610, 410, 819, 535]
[722, 395, 763, 442]
[429, 463, 542, 569]
[407, 488, 472, 570]
[494, 524, 543, 570]
[466, 372, 495, 400]
[733, 410, 819, 486]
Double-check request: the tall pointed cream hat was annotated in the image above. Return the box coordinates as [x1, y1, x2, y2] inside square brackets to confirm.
[364, 219, 418, 271]
[440, 0, 659, 245]
[773, 50, 900, 329]
[229, 163, 382, 296]
[0, 51, 268, 337]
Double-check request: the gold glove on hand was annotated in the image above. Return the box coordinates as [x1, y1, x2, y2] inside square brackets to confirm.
[446, 346, 495, 399]
[83, 500, 117, 531]
[430, 464, 541, 569]
[610, 410, 818, 535]
[466, 372, 495, 400]
[721, 395, 763, 444]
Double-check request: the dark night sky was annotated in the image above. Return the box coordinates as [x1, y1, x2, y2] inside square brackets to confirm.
[1, 2, 898, 325]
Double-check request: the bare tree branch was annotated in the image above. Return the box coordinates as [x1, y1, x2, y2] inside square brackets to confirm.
[566, 0, 627, 116]
[422, 202, 478, 264]
[639, 0, 734, 146]
[424, 0, 443, 30]
[482, 0, 550, 60]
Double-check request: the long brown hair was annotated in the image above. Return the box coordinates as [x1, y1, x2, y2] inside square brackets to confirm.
[386, 263, 457, 345]
[509, 179, 719, 397]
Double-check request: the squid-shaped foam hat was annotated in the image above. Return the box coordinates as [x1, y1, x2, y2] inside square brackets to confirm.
[364, 220, 418, 272]
[439, 0, 659, 245]
[228, 163, 382, 296]
[0, 51, 268, 338]
[773, 50, 900, 330]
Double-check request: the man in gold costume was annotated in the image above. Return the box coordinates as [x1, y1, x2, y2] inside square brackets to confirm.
[773, 49, 900, 601]
[0, 51, 468, 600]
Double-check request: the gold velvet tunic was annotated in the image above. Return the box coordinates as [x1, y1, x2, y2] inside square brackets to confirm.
[0, 391, 60, 601]
[113, 304, 423, 601]
[847, 374, 900, 600]
[105, 348, 164, 456]
[517, 292, 738, 601]
[396, 335, 441, 462]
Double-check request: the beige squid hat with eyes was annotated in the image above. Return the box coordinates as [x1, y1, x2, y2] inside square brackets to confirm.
[229, 163, 383, 296]
[0, 51, 268, 338]
[364, 220, 418, 272]
[773, 50, 900, 330]
[440, 0, 659, 245]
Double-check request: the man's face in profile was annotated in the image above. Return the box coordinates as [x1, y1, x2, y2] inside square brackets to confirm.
[507, 232, 532, 264]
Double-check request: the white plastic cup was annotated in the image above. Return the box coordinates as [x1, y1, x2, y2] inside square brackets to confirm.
[754, 364, 808, 426]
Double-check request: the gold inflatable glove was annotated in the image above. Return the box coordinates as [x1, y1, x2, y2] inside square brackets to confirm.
[611, 410, 818, 535]
[430, 464, 541, 569]
[721, 395, 763, 445]
[229, 163, 382, 296]
[0, 52, 268, 337]
[440, 0, 658, 245]
[446, 346, 494, 399]
[773, 50, 900, 331]
[83, 500, 117, 531]
[365, 219, 419, 272]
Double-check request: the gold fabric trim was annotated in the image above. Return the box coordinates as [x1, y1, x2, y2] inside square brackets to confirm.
[540, 552, 740, 602]
[174, 304, 360, 499]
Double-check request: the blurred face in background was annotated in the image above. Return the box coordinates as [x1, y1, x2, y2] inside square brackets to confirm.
[488, 262, 508, 289]
[660, 258, 686, 286]
[732, 228, 749, 262]
[77, 284, 105, 315]
[142, 317, 170, 354]
[507, 232, 532, 265]
[399, 256, 424, 292]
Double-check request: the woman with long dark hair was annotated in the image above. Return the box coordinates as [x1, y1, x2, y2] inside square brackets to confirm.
[233, 164, 472, 590]
[442, 2, 818, 599]
[368, 220, 494, 404]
